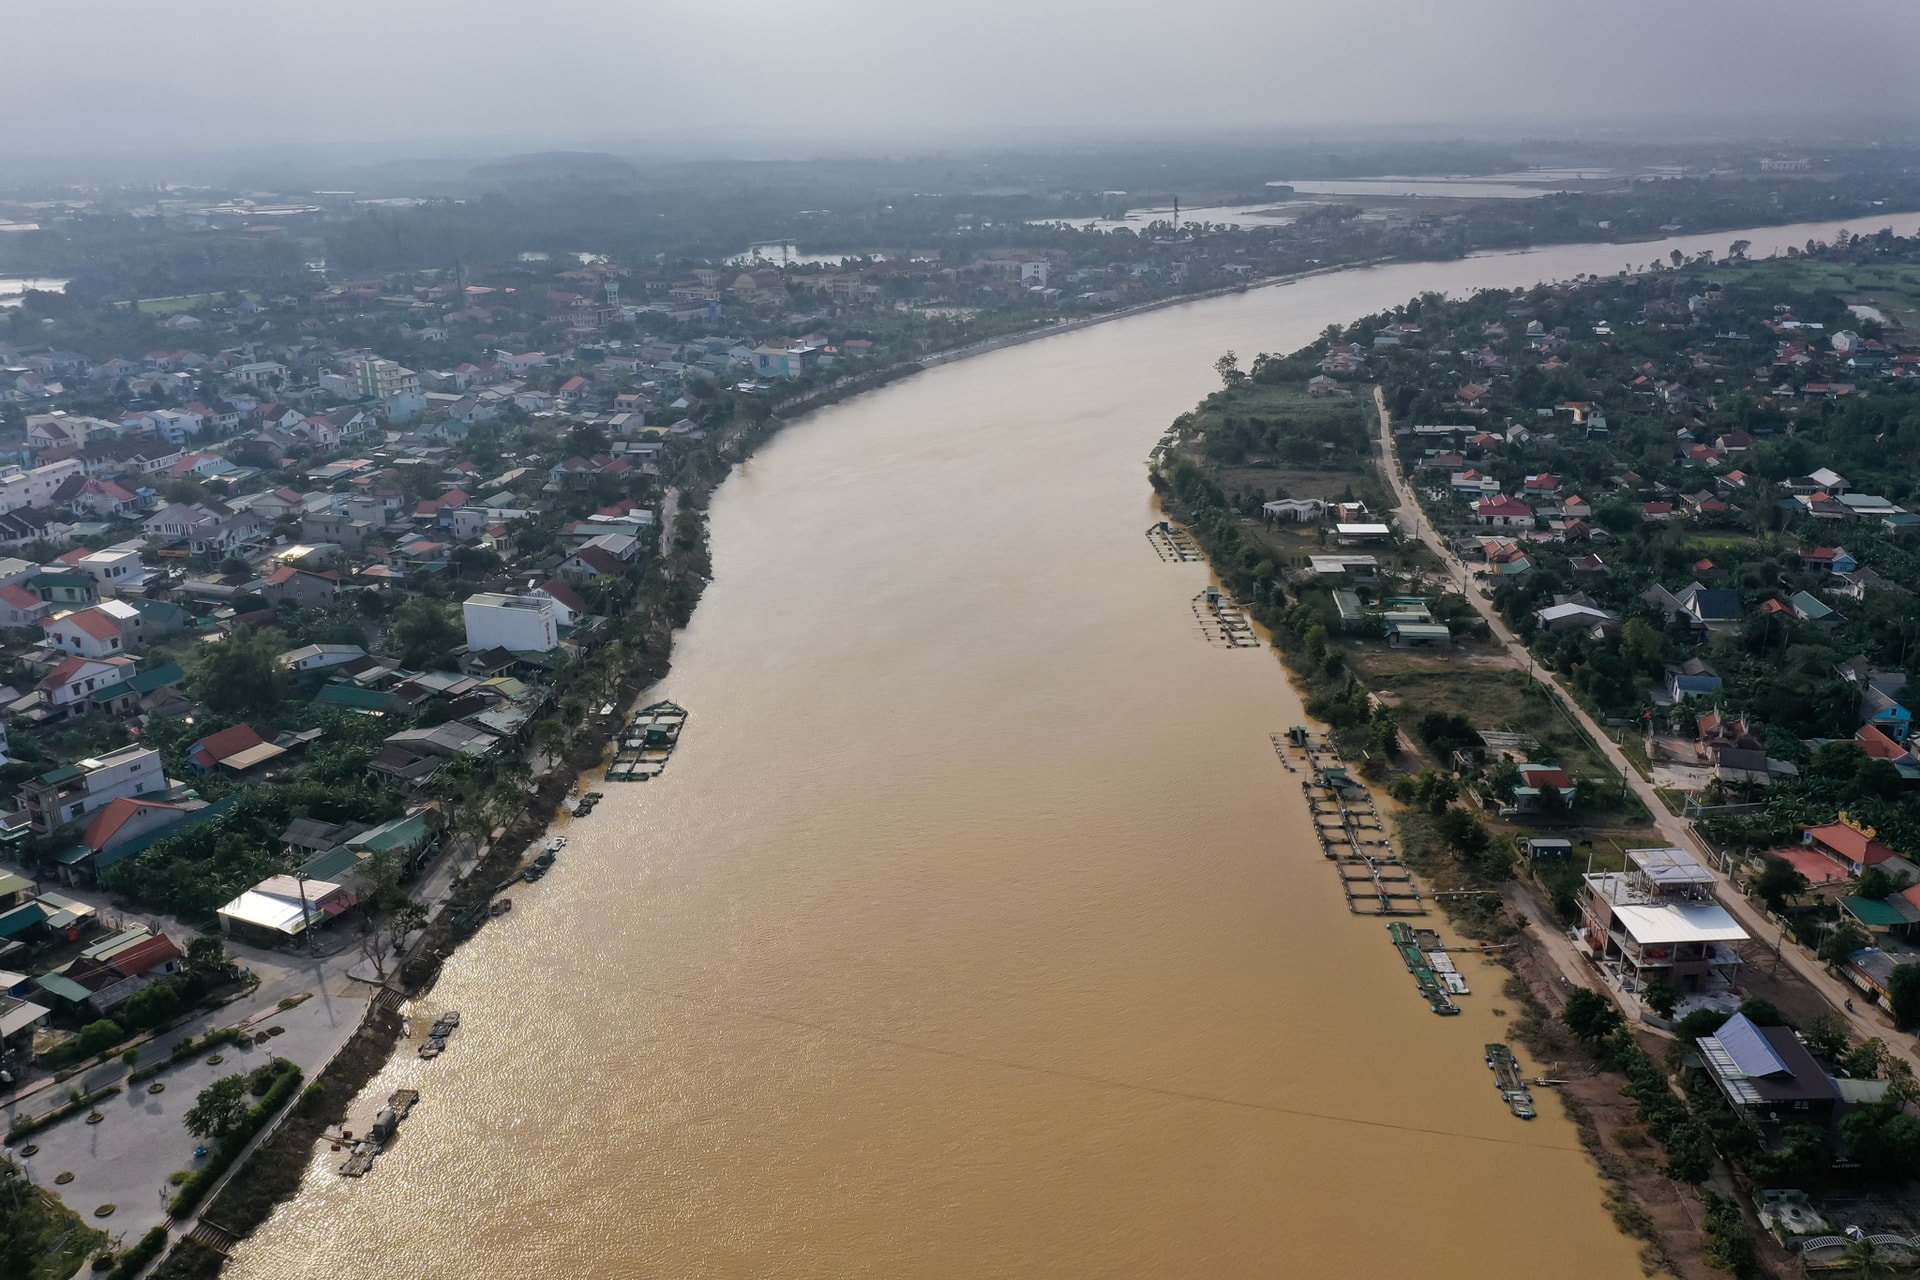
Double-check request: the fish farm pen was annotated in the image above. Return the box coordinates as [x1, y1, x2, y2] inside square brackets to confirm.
[1279, 725, 1427, 918]
[1194, 586, 1260, 647]
[609, 700, 688, 781]
[1147, 520, 1203, 562]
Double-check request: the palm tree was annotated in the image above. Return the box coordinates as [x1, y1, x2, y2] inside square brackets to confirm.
[1839, 1235, 1902, 1280]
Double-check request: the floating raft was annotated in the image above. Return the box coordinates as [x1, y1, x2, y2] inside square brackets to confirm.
[339, 1089, 420, 1176]
[1192, 587, 1260, 648]
[1486, 1043, 1536, 1118]
[609, 700, 688, 781]
[1284, 732, 1428, 917]
[1389, 922, 1459, 1015]
[1147, 520, 1203, 562]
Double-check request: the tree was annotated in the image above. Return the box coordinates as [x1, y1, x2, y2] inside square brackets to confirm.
[1820, 920, 1870, 966]
[357, 902, 426, 985]
[1434, 806, 1488, 855]
[1837, 1235, 1902, 1280]
[531, 718, 567, 762]
[1752, 855, 1809, 912]
[1888, 963, 1920, 1028]
[1642, 978, 1679, 1020]
[1737, 997, 1785, 1027]
[75, 1018, 123, 1058]
[390, 598, 461, 670]
[185, 933, 230, 979]
[120, 980, 180, 1032]
[1213, 351, 1246, 389]
[184, 1074, 251, 1142]
[188, 625, 287, 714]
[1561, 988, 1623, 1046]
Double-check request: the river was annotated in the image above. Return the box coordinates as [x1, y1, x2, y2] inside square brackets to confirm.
[229, 215, 1906, 1279]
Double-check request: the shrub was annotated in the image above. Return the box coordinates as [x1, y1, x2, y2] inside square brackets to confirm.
[169, 1060, 302, 1218]
[75, 1019, 124, 1058]
[106, 1227, 170, 1280]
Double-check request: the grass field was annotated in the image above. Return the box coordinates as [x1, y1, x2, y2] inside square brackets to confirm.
[1349, 651, 1616, 781]
[1742, 257, 1920, 337]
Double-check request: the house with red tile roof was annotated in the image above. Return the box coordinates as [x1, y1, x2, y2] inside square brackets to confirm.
[1473, 495, 1535, 529]
[1804, 822, 1898, 874]
[187, 724, 286, 774]
[42, 605, 133, 659]
[0, 583, 50, 629]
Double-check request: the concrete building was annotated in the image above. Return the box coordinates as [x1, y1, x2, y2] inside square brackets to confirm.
[1578, 848, 1747, 996]
[462, 593, 559, 654]
[18, 745, 169, 833]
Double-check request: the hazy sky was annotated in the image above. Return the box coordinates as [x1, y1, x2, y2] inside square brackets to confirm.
[9, 0, 1919, 155]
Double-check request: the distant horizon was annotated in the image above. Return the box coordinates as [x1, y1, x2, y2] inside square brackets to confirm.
[5, 116, 1920, 193]
[5, 0, 1917, 180]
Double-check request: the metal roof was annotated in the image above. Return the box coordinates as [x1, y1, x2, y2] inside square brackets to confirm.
[1627, 847, 1717, 886]
[1607, 900, 1748, 946]
[1842, 896, 1908, 928]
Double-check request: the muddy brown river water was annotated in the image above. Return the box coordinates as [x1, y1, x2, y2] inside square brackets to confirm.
[230, 216, 1907, 1278]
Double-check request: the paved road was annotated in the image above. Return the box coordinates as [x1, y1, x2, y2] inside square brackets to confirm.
[1369, 386, 1914, 1062]
[5, 989, 365, 1244]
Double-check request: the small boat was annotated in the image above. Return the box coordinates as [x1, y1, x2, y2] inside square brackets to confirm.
[491, 899, 512, 916]
[523, 865, 546, 882]
[418, 1041, 442, 1060]
[544, 836, 567, 853]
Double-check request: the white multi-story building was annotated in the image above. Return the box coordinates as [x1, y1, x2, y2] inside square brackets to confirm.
[18, 744, 168, 832]
[462, 593, 559, 654]
[0, 459, 85, 515]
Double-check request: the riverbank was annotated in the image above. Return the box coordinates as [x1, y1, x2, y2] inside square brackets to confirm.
[217, 216, 1904, 1280]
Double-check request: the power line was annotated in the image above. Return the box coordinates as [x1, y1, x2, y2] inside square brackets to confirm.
[629, 981, 1586, 1156]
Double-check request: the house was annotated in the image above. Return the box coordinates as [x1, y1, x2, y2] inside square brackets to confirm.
[1804, 822, 1898, 875]
[462, 593, 559, 654]
[1786, 467, 1849, 495]
[1579, 847, 1745, 997]
[1695, 1012, 1841, 1134]
[1798, 546, 1856, 575]
[32, 654, 137, 719]
[0, 583, 50, 630]
[72, 546, 147, 597]
[1641, 501, 1675, 522]
[184, 725, 273, 774]
[1262, 498, 1325, 523]
[1788, 590, 1838, 626]
[142, 501, 260, 555]
[1835, 567, 1910, 601]
[58, 796, 220, 885]
[42, 602, 142, 658]
[216, 875, 355, 947]
[1533, 602, 1616, 634]
[278, 643, 367, 675]
[1860, 684, 1913, 743]
[532, 579, 589, 627]
[1664, 659, 1722, 703]
[1473, 496, 1534, 529]
[259, 565, 337, 610]
[1510, 764, 1577, 811]
[17, 745, 169, 833]
[1678, 583, 1742, 637]
[1697, 711, 1777, 786]
[559, 545, 624, 580]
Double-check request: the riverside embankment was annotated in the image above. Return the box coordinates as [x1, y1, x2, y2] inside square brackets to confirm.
[225, 214, 1902, 1280]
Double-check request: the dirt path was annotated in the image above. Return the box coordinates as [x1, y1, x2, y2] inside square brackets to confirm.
[1370, 385, 1912, 1064]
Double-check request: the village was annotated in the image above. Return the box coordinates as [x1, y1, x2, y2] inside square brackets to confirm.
[1156, 226, 1920, 1275]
